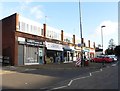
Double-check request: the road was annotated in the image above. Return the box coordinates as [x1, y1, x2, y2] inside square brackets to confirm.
[48, 64, 118, 90]
[1, 62, 119, 90]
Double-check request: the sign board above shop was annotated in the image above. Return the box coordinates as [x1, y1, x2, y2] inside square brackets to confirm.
[82, 47, 90, 52]
[18, 37, 45, 47]
[63, 45, 75, 51]
[78, 43, 84, 47]
[45, 42, 63, 51]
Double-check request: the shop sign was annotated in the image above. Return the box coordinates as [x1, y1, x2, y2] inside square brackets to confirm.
[18, 37, 25, 41]
[70, 46, 75, 50]
[78, 43, 84, 47]
[63, 45, 75, 51]
[18, 38, 44, 46]
[90, 48, 95, 53]
[18, 37, 26, 44]
[46, 42, 63, 51]
[26, 39, 35, 43]
[19, 41, 26, 44]
[83, 48, 90, 52]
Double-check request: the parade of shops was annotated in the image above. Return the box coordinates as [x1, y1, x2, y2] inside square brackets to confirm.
[2, 13, 96, 66]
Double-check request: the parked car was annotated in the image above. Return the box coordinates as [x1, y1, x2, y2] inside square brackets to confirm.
[91, 56, 104, 63]
[107, 55, 117, 62]
[91, 55, 113, 63]
[103, 57, 113, 63]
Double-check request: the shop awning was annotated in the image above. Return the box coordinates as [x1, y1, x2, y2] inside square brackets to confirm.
[63, 45, 75, 51]
[63, 48, 72, 51]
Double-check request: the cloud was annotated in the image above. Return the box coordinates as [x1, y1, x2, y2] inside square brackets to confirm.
[13, 1, 45, 21]
[24, 0, 33, 4]
[30, 5, 44, 20]
[18, 1, 44, 20]
[96, 20, 118, 36]
[87, 20, 118, 50]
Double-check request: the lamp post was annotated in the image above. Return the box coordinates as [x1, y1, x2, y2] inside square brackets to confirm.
[79, 0, 83, 66]
[101, 25, 106, 54]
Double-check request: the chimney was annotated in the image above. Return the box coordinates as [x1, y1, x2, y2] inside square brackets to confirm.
[73, 35, 75, 45]
[61, 30, 63, 42]
[88, 40, 90, 48]
[93, 42, 95, 48]
[43, 24, 46, 37]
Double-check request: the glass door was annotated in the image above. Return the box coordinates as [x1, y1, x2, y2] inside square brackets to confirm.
[38, 48, 43, 64]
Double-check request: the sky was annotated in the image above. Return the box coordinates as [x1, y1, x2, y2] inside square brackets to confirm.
[0, 0, 118, 52]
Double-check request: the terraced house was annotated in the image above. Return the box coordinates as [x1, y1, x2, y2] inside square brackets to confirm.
[2, 13, 95, 66]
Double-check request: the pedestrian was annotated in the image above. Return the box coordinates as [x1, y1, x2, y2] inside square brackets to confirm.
[75, 54, 81, 67]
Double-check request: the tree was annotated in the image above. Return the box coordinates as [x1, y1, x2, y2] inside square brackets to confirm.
[108, 38, 116, 49]
[105, 39, 116, 55]
[114, 45, 120, 56]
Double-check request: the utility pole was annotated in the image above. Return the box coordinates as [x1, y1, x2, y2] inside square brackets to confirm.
[79, 0, 83, 66]
[101, 25, 106, 54]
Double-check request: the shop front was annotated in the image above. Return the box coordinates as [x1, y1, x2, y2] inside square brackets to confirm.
[74, 46, 81, 61]
[82, 47, 90, 60]
[18, 37, 45, 65]
[89, 48, 95, 59]
[45, 42, 63, 63]
[63, 45, 74, 62]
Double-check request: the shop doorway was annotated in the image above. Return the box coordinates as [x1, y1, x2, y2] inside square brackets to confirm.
[18, 45, 24, 65]
[38, 48, 43, 64]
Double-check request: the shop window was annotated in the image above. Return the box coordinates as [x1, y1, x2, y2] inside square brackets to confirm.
[21, 22, 25, 31]
[18, 22, 20, 30]
[41, 29, 44, 36]
[30, 25, 32, 32]
[25, 23, 27, 32]
[27, 24, 29, 32]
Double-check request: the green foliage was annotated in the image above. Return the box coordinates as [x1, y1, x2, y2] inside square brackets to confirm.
[105, 48, 114, 55]
[105, 39, 116, 55]
[114, 46, 120, 56]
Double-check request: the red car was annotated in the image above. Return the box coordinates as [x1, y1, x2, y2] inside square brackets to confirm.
[104, 57, 113, 63]
[91, 56, 113, 63]
[91, 56, 104, 63]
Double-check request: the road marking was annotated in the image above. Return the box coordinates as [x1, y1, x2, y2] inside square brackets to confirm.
[68, 80, 73, 86]
[0, 70, 16, 74]
[90, 73, 92, 76]
[52, 85, 68, 90]
[72, 75, 90, 81]
[111, 64, 116, 66]
[91, 70, 101, 74]
[100, 68, 102, 71]
[50, 75, 91, 90]
[49, 68, 104, 90]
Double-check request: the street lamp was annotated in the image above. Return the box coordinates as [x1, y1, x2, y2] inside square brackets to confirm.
[79, 0, 83, 66]
[101, 25, 106, 54]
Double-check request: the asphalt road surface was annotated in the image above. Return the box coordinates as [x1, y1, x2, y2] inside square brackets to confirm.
[48, 64, 118, 90]
[2, 62, 119, 90]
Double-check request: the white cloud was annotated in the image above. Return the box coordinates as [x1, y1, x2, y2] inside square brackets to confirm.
[30, 5, 44, 20]
[88, 20, 118, 51]
[24, 0, 33, 4]
[8, 1, 44, 21]
[96, 20, 118, 36]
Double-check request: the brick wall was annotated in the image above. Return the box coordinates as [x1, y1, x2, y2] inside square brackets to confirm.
[2, 13, 17, 65]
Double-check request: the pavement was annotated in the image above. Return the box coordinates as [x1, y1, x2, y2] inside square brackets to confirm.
[1, 61, 112, 74]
